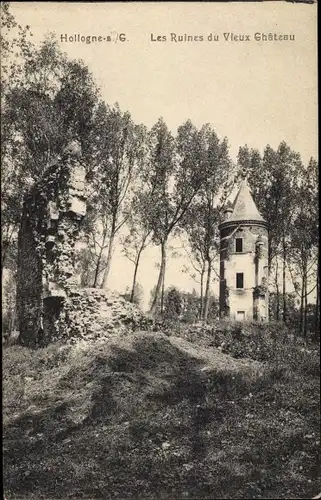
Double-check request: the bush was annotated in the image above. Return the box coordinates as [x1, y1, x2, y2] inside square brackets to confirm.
[164, 287, 182, 320]
[3, 342, 72, 380]
[170, 320, 320, 374]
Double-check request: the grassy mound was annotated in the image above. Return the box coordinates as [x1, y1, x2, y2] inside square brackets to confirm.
[3, 329, 320, 499]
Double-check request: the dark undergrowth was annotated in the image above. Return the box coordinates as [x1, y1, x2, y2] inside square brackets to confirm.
[3, 327, 320, 499]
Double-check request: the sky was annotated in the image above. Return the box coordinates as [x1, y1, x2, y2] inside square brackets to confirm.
[9, 2, 318, 309]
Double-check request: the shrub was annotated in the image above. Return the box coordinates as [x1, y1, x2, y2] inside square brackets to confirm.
[164, 287, 182, 321]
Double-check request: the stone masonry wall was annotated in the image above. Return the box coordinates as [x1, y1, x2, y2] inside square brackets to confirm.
[17, 141, 151, 347]
[17, 141, 87, 346]
[55, 289, 151, 343]
[219, 222, 269, 321]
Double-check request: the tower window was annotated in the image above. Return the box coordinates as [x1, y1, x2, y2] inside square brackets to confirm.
[236, 273, 244, 289]
[235, 238, 243, 253]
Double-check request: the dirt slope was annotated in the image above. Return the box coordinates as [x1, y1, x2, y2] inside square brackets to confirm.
[3, 331, 320, 499]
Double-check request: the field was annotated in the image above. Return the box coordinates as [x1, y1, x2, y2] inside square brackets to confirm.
[3, 324, 320, 499]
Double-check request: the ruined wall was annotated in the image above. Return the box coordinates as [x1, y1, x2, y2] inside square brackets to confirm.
[17, 142, 87, 346]
[56, 288, 151, 343]
[16, 207, 44, 346]
[17, 141, 151, 347]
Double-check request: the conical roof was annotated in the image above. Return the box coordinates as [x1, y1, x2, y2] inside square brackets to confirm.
[225, 179, 266, 224]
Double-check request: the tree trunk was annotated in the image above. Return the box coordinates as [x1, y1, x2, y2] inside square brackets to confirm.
[2, 226, 17, 281]
[199, 264, 205, 320]
[203, 259, 212, 323]
[268, 238, 273, 274]
[8, 299, 16, 337]
[275, 257, 280, 321]
[282, 235, 287, 323]
[300, 274, 305, 336]
[315, 252, 320, 332]
[93, 253, 102, 287]
[130, 246, 144, 303]
[93, 232, 107, 288]
[1, 241, 9, 281]
[160, 268, 166, 315]
[102, 230, 115, 289]
[304, 272, 308, 337]
[149, 240, 167, 315]
[1, 256, 5, 281]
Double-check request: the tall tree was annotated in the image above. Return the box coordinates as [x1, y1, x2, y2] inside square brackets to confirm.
[275, 142, 302, 322]
[182, 125, 233, 322]
[288, 158, 318, 335]
[1, 2, 33, 276]
[88, 103, 147, 289]
[139, 118, 208, 315]
[1, 17, 100, 276]
[120, 202, 153, 303]
[238, 142, 303, 322]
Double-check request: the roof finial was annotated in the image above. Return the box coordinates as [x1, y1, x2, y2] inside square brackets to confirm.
[240, 168, 248, 181]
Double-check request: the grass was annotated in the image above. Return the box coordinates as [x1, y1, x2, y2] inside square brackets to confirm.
[3, 327, 321, 499]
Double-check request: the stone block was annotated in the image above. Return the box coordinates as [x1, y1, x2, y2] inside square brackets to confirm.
[68, 196, 86, 217]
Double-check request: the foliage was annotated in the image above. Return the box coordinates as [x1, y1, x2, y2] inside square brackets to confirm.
[1, 5, 320, 498]
[85, 103, 147, 288]
[1, 5, 100, 277]
[181, 125, 234, 321]
[120, 202, 153, 302]
[238, 143, 300, 269]
[138, 119, 211, 314]
[1, 2, 33, 275]
[163, 286, 182, 320]
[149, 286, 219, 326]
[287, 158, 319, 334]
[1, 3, 319, 353]
[2, 270, 17, 339]
[237, 143, 318, 330]
[74, 246, 98, 287]
[269, 292, 297, 322]
[122, 283, 144, 308]
[0, 2, 33, 91]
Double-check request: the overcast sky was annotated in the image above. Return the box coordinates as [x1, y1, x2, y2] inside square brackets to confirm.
[10, 2, 318, 307]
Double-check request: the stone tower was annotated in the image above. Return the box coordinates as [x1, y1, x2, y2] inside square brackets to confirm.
[218, 178, 269, 322]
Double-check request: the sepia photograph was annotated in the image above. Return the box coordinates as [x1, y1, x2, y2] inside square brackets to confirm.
[1, 1, 319, 499]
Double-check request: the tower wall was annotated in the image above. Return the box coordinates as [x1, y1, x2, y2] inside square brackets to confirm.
[219, 222, 269, 321]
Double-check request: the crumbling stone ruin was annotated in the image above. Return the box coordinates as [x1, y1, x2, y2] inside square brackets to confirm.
[16, 141, 149, 347]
